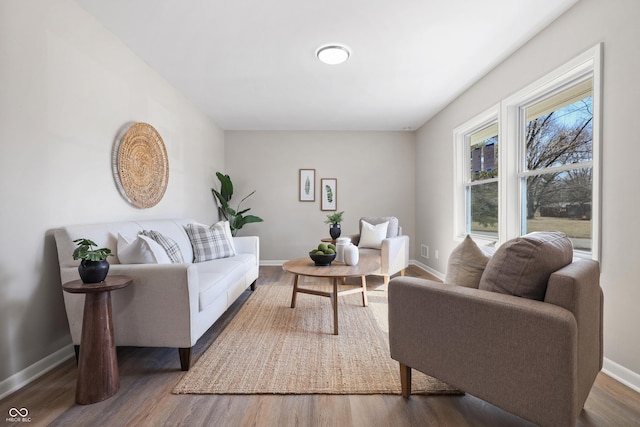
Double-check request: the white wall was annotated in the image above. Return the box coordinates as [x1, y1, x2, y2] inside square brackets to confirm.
[224, 131, 416, 262]
[0, 0, 224, 389]
[415, 0, 640, 388]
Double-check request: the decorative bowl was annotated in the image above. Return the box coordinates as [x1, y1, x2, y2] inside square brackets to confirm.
[309, 252, 337, 266]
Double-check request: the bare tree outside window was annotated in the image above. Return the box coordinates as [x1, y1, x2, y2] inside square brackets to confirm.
[524, 94, 593, 250]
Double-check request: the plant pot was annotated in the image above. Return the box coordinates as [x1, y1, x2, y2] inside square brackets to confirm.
[78, 259, 110, 283]
[329, 223, 341, 239]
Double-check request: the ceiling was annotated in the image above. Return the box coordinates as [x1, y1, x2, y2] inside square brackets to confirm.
[74, 0, 578, 131]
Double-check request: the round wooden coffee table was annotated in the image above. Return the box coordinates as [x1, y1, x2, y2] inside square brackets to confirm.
[282, 254, 379, 335]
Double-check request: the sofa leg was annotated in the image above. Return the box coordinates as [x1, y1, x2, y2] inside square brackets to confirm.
[400, 363, 412, 398]
[74, 345, 80, 364]
[250, 280, 257, 291]
[179, 347, 192, 371]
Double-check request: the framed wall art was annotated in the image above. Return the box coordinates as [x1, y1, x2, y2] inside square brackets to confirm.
[321, 178, 337, 211]
[299, 169, 315, 201]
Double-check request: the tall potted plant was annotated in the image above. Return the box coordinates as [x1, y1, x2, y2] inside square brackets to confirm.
[72, 238, 113, 283]
[211, 172, 263, 236]
[325, 211, 344, 239]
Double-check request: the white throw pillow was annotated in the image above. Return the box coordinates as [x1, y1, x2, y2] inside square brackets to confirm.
[185, 221, 237, 262]
[117, 233, 172, 264]
[358, 220, 389, 249]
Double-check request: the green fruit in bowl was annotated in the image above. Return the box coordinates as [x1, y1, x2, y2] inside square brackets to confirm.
[324, 249, 335, 255]
[317, 243, 329, 252]
[328, 244, 336, 250]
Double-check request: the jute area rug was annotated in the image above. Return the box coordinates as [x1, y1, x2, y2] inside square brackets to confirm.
[173, 284, 459, 395]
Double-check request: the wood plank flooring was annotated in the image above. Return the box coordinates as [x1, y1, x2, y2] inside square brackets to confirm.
[2, 265, 639, 427]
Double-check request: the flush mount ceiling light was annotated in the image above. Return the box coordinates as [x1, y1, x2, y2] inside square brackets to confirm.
[316, 44, 350, 65]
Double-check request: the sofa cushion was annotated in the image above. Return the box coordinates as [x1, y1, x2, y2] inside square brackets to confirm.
[197, 255, 253, 310]
[445, 235, 492, 288]
[141, 230, 185, 263]
[359, 220, 389, 249]
[185, 221, 236, 263]
[117, 233, 172, 264]
[479, 231, 573, 300]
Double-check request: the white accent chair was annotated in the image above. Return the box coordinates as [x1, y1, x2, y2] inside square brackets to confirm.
[350, 216, 410, 290]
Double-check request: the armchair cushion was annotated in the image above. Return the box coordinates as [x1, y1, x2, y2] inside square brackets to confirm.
[444, 235, 491, 288]
[359, 220, 389, 249]
[479, 231, 573, 301]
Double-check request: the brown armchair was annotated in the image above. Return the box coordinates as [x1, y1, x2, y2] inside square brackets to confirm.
[389, 257, 603, 427]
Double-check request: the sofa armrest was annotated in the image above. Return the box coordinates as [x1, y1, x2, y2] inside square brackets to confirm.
[233, 236, 259, 255]
[388, 276, 578, 425]
[60, 263, 199, 347]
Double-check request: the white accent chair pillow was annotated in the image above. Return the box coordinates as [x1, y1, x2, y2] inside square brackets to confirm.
[358, 220, 389, 249]
[117, 233, 172, 264]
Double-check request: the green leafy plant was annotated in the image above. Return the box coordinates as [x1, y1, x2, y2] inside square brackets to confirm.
[324, 211, 344, 225]
[211, 172, 264, 236]
[72, 238, 113, 261]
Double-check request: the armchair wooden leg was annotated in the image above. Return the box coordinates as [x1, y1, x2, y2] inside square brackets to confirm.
[74, 345, 80, 365]
[400, 363, 412, 398]
[179, 347, 192, 371]
[384, 275, 390, 292]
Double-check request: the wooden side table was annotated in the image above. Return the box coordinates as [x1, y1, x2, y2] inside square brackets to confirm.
[62, 275, 132, 405]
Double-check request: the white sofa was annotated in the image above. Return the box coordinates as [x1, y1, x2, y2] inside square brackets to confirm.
[53, 218, 259, 370]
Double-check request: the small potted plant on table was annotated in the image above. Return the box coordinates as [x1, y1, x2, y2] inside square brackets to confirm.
[325, 211, 344, 240]
[73, 238, 113, 283]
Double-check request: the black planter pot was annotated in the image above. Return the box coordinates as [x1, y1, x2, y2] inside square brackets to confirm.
[78, 259, 110, 283]
[329, 223, 341, 239]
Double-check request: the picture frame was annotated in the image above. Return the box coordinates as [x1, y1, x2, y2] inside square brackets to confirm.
[299, 169, 315, 202]
[321, 178, 337, 211]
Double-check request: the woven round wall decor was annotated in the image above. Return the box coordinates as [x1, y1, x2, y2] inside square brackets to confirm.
[112, 122, 169, 208]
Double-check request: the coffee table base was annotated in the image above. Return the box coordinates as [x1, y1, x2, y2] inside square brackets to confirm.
[290, 275, 368, 335]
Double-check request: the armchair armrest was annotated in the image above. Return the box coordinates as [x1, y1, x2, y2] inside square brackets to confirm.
[388, 277, 578, 425]
[380, 235, 409, 274]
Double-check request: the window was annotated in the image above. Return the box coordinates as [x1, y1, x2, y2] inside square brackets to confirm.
[521, 79, 593, 252]
[454, 44, 601, 259]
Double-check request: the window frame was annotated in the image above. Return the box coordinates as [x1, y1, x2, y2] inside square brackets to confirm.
[454, 44, 602, 259]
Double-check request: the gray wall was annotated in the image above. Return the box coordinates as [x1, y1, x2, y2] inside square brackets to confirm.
[0, 0, 224, 390]
[224, 131, 416, 261]
[415, 0, 640, 386]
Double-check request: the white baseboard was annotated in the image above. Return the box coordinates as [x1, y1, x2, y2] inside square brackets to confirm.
[603, 357, 640, 394]
[260, 260, 285, 267]
[0, 345, 75, 401]
[410, 260, 445, 281]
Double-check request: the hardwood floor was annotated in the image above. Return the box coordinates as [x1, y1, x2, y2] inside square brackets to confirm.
[2, 265, 639, 427]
